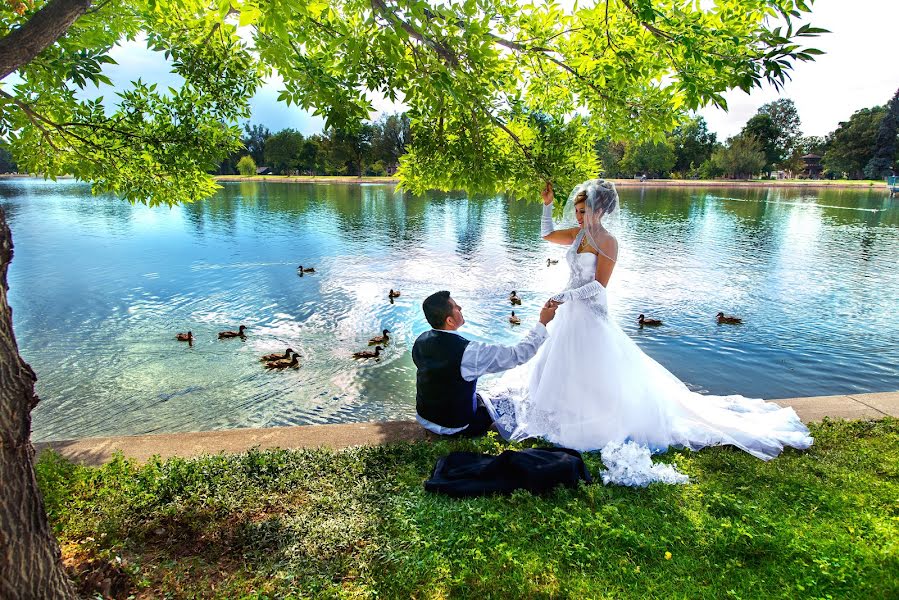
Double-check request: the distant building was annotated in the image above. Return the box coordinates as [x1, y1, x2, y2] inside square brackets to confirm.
[801, 154, 823, 179]
[256, 166, 273, 175]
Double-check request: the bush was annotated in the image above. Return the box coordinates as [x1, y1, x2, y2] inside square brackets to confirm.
[237, 155, 257, 177]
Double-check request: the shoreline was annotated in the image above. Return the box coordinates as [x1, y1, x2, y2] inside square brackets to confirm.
[34, 390, 899, 466]
[3, 173, 889, 191]
[215, 175, 889, 190]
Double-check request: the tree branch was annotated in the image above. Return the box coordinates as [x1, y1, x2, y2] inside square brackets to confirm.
[370, 0, 459, 68]
[0, 0, 93, 80]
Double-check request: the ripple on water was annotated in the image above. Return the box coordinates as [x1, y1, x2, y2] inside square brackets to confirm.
[4, 180, 897, 440]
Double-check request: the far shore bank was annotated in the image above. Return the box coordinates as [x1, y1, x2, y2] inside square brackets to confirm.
[214, 174, 890, 191]
[2, 173, 890, 191]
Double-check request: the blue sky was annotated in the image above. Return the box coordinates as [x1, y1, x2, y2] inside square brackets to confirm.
[20, 0, 899, 141]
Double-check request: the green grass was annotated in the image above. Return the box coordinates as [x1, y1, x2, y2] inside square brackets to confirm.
[37, 418, 899, 599]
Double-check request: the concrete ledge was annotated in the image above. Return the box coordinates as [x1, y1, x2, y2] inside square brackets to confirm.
[35, 391, 899, 467]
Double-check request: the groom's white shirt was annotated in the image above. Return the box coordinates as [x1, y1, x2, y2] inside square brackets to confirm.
[416, 324, 549, 434]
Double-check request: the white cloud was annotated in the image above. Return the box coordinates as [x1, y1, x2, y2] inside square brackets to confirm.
[697, 0, 899, 140]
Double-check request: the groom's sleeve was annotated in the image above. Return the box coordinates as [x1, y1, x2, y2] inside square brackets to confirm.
[460, 323, 548, 382]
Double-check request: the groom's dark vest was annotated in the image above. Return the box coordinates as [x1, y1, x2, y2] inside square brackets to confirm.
[413, 330, 478, 428]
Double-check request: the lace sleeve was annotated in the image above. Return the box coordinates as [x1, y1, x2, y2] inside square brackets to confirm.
[552, 280, 604, 303]
[540, 204, 555, 237]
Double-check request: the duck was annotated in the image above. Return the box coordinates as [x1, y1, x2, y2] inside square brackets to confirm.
[509, 290, 522, 305]
[509, 311, 521, 325]
[353, 345, 383, 359]
[265, 351, 300, 369]
[175, 331, 193, 342]
[297, 265, 315, 275]
[547, 258, 559, 266]
[218, 325, 247, 339]
[388, 289, 401, 299]
[716, 312, 743, 325]
[260, 347, 295, 362]
[368, 329, 390, 345]
[638, 314, 663, 327]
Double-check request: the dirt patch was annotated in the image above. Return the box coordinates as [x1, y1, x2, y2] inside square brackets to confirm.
[62, 546, 133, 600]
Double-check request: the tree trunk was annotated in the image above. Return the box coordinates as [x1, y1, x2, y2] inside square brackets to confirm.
[0, 207, 76, 598]
[0, 0, 92, 80]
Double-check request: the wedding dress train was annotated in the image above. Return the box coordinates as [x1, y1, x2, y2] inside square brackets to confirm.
[483, 230, 813, 486]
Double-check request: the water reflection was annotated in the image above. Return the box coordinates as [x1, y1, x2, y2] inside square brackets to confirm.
[0, 178, 897, 442]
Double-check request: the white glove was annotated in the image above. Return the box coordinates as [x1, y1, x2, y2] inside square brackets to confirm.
[540, 204, 555, 237]
[552, 280, 604, 303]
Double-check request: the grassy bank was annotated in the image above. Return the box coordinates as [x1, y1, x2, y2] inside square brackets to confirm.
[213, 174, 892, 190]
[214, 175, 399, 184]
[38, 418, 898, 599]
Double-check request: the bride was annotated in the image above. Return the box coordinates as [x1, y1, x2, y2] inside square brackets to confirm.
[483, 179, 813, 485]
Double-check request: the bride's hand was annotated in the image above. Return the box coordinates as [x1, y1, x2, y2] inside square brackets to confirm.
[541, 181, 554, 206]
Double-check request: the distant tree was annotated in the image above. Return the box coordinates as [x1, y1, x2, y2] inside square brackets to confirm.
[619, 140, 675, 178]
[595, 139, 626, 178]
[864, 89, 899, 179]
[758, 98, 802, 167]
[302, 134, 332, 175]
[244, 124, 272, 166]
[823, 106, 887, 179]
[328, 125, 375, 176]
[742, 113, 780, 174]
[0, 145, 16, 173]
[265, 129, 305, 175]
[713, 135, 766, 179]
[699, 154, 724, 179]
[237, 155, 257, 177]
[366, 160, 387, 176]
[370, 113, 410, 174]
[670, 115, 717, 176]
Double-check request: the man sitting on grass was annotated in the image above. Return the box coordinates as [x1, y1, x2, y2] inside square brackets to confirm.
[413, 290, 558, 437]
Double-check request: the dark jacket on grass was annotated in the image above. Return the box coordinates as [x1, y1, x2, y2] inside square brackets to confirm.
[424, 448, 592, 497]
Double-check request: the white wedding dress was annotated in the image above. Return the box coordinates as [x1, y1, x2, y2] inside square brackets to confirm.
[483, 229, 813, 486]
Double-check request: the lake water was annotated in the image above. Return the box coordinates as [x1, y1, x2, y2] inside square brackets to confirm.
[2, 179, 897, 442]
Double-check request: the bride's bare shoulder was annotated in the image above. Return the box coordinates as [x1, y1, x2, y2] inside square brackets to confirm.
[595, 234, 618, 261]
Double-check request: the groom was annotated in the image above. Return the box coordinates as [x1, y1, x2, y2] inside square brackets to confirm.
[413, 290, 558, 437]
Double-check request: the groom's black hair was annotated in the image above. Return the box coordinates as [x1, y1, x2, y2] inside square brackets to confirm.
[423, 290, 453, 329]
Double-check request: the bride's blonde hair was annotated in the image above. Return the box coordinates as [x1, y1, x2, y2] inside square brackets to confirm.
[571, 179, 618, 216]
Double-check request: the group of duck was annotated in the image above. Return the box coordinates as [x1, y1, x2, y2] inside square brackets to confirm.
[296, 263, 400, 357]
[173, 264, 402, 368]
[638, 312, 743, 327]
[506, 291, 743, 327]
[175, 260, 744, 371]
[173, 324, 395, 368]
[174, 325, 302, 369]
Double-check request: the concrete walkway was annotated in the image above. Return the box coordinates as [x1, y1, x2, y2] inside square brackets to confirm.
[34, 391, 899, 467]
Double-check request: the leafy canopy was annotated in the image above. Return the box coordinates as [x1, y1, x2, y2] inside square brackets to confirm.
[823, 106, 887, 179]
[1, 0, 825, 204]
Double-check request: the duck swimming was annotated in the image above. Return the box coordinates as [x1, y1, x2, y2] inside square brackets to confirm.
[265, 351, 300, 369]
[716, 312, 743, 325]
[218, 325, 247, 339]
[368, 329, 390, 345]
[353, 346, 383, 359]
[638, 314, 663, 327]
[260, 347, 295, 361]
